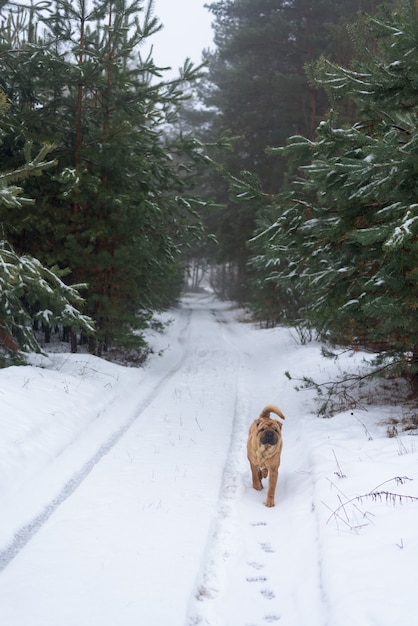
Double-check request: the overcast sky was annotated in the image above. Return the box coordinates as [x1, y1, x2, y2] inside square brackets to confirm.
[150, 0, 215, 75]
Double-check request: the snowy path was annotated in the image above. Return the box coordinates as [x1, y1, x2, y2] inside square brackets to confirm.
[1, 292, 418, 626]
[0, 293, 297, 626]
[0, 306, 193, 574]
[186, 301, 326, 626]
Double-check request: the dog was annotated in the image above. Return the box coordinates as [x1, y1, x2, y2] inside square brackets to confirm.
[247, 404, 285, 507]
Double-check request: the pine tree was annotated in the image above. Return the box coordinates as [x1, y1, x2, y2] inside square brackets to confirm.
[0, 0, 213, 354]
[250, 0, 418, 385]
[0, 90, 94, 363]
[192, 0, 391, 297]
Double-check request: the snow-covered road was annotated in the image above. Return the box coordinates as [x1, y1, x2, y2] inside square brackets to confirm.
[1, 292, 418, 625]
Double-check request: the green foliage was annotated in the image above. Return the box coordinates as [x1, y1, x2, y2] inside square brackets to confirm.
[249, 1, 418, 383]
[190, 0, 392, 293]
[0, 0, 216, 354]
[0, 240, 94, 354]
[0, 99, 94, 362]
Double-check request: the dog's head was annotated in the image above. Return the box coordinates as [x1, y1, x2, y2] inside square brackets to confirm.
[255, 417, 282, 446]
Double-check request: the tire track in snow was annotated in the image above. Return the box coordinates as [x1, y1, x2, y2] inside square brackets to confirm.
[186, 308, 251, 626]
[0, 309, 193, 573]
[186, 310, 328, 626]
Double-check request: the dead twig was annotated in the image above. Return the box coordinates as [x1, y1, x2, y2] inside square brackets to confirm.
[325, 476, 417, 528]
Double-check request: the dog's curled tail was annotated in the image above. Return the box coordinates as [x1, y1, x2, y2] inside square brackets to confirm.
[259, 404, 286, 421]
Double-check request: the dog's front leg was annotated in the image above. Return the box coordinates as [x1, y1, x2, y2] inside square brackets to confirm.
[265, 467, 278, 507]
[250, 460, 263, 491]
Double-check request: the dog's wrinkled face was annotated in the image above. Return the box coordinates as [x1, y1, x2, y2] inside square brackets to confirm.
[256, 418, 282, 446]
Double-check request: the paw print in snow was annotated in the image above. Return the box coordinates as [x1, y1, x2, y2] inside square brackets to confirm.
[260, 542, 275, 553]
[246, 576, 267, 583]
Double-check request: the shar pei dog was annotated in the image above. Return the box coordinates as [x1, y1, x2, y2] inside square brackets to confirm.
[247, 404, 285, 507]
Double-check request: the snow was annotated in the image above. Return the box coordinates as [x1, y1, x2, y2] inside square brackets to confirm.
[384, 206, 418, 249]
[0, 290, 418, 625]
[364, 153, 375, 163]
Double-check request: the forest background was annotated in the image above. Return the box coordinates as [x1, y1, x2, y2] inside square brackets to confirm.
[0, 0, 417, 398]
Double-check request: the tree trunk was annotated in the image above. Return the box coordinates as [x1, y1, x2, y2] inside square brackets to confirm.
[70, 330, 77, 354]
[0, 323, 19, 352]
[409, 346, 418, 395]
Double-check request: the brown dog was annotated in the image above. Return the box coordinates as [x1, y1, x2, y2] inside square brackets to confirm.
[247, 404, 285, 507]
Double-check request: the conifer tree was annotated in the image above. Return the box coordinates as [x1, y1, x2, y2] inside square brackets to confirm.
[0, 0, 212, 354]
[0, 90, 94, 363]
[193, 0, 391, 296]
[250, 0, 418, 385]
